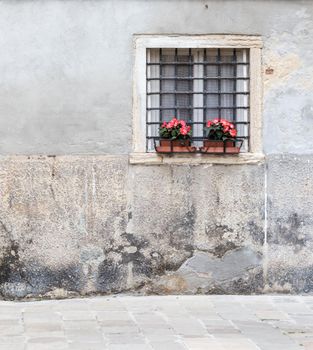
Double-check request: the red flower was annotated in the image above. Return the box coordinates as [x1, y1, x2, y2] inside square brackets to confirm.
[173, 118, 178, 127]
[180, 126, 188, 135]
[205, 118, 238, 140]
[221, 119, 230, 126]
[160, 117, 192, 139]
[230, 129, 237, 137]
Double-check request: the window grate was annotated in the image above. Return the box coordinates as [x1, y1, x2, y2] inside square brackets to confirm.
[146, 48, 250, 152]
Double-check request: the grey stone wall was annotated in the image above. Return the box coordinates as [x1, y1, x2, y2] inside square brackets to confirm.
[0, 155, 312, 298]
[0, 0, 312, 298]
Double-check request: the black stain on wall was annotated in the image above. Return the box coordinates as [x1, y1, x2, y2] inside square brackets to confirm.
[0, 242, 24, 286]
[269, 213, 309, 248]
[97, 259, 124, 293]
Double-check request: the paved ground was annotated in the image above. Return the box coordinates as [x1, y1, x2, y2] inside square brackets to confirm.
[0, 295, 313, 349]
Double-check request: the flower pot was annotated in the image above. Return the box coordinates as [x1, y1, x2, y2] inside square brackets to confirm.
[156, 139, 196, 153]
[200, 140, 240, 154]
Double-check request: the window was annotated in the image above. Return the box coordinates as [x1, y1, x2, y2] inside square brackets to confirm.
[132, 35, 263, 163]
[147, 48, 250, 152]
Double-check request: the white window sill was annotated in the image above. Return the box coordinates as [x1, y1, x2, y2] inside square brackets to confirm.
[129, 152, 265, 165]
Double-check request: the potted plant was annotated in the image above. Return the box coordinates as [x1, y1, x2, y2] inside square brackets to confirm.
[156, 118, 196, 153]
[201, 118, 240, 154]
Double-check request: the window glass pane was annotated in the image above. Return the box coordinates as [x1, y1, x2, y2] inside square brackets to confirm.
[163, 110, 175, 121]
[206, 95, 218, 108]
[221, 94, 233, 108]
[206, 65, 218, 77]
[220, 80, 234, 93]
[205, 109, 219, 120]
[206, 79, 218, 93]
[221, 108, 233, 120]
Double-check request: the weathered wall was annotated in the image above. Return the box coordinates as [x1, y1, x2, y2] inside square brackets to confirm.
[0, 156, 266, 298]
[0, 0, 312, 154]
[266, 155, 313, 293]
[0, 0, 313, 298]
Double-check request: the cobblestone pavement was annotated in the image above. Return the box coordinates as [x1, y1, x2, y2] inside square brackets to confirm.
[1, 295, 313, 349]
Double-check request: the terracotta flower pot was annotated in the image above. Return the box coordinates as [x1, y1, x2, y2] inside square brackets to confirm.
[200, 140, 240, 154]
[156, 139, 196, 153]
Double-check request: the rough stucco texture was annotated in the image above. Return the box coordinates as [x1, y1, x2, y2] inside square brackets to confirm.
[0, 0, 313, 298]
[1, 155, 312, 298]
[266, 155, 313, 294]
[0, 156, 129, 298]
[0, 156, 266, 298]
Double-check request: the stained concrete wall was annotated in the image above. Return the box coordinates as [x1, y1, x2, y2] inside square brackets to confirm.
[0, 0, 313, 298]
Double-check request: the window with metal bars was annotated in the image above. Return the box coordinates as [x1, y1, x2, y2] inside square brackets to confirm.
[146, 48, 250, 152]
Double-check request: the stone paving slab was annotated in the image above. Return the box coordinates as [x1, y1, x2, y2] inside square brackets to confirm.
[0, 295, 312, 349]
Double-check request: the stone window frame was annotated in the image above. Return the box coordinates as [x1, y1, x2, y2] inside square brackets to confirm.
[130, 34, 264, 165]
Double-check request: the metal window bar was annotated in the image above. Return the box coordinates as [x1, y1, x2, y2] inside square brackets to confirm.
[159, 48, 163, 121]
[147, 92, 249, 95]
[233, 49, 237, 123]
[147, 106, 249, 110]
[146, 121, 250, 125]
[147, 77, 249, 80]
[203, 48, 207, 133]
[146, 48, 250, 152]
[217, 49, 221, 121]
[188, 48, 193, 125]
[174, 48, 178, 118]
[147, 62, 250, 66]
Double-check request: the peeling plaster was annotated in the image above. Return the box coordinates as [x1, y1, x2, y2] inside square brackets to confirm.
[263, 52, 301, 92]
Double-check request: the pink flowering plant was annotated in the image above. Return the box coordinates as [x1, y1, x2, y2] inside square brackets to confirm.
[160, 118, 192, 140]
[205, 118, 237, 140]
